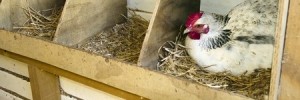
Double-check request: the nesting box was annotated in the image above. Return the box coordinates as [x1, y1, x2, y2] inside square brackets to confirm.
[0, 0, 297, 100]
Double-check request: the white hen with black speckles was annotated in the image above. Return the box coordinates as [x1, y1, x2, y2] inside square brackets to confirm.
[185, 0, 278, 75]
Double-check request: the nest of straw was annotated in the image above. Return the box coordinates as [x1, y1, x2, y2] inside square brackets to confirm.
[13, 6, 62, 40]
[158, 28, 271, 100]
[78, 11, 149, 63]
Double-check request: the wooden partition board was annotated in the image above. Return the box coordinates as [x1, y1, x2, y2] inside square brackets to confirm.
[0, 30, 250, 100]
[0, 0, 63, 30]
[138, 0, 200, 69]
[278, 0, 300, 99]
[53, 0, 127, 46]
[268, 0, 289, 99]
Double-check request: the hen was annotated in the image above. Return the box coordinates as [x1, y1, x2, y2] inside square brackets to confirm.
[184, 0, 278, 75]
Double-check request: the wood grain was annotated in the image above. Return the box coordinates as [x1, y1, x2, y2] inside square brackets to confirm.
[0, 30, 251, 100]
[268, 0, 289, 99]
[28, 65, 61, 100]
[54, 0, 127, 46]
[278, 0, 300, 99]
[138, 0, 200, 69]
[0, 49, 146, 100]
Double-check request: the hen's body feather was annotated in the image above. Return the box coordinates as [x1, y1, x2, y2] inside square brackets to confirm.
[185, 0, 278, 75]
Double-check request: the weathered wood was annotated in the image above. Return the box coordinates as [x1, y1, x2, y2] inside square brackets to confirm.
[278, 0, 300, 99]
[28, 65, 61, 100]
[0, 69, 32, 100]
[138, 0, 200, 69]
[0, 55, 29, 77]
[0, 49, 146, 100]
[53, 0, 127, 46]
[0, 30, 250, 100]
[60, 77, 124, 100]
[268, 0, 289, 99]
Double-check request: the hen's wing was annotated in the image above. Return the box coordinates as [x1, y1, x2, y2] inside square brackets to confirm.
[223, 0, 278, 45]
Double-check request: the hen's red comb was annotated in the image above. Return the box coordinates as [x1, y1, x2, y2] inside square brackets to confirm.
[185, 12, 203, 28]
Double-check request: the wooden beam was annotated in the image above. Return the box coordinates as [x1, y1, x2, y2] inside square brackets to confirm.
[54, 0, 127, 46]
[0, 30, 250, 100]
[278, 0, 300, 99]
[138, 0, 200, 69]
[0, 50, 145, 100]
[28, 65, 61, 100]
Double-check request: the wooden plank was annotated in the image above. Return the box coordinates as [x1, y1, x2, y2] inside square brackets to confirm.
[0, 55, 29, 77]
[28, 65, 61, 100]
[0, 30, 251, 100]
[60, 77, 124, 100]
[138, 0, 200, 69]
[0, 89, 24, 100]
[278, 0, 300, 99]
[53, 0, 127, 46]
[0, 71, 32, 100]
[0, 49, 146, 100]
[268, 0, 289, 99]
[0, 0, 12, 30]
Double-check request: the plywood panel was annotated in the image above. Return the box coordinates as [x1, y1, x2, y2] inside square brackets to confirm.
[138, 0, 200, 69]
[60, 77, 124, 100]
[54, 0, 127, 46]
[278, 0, 300, 99]
[0, 30, 250, 100]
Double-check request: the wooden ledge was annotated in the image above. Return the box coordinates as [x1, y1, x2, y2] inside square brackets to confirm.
[0, 30, 250, 100]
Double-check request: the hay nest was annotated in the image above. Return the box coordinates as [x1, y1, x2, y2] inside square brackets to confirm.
[158, 27, 271, 100]
[13, 6, 62, 40]
[78, 11, 149, 63]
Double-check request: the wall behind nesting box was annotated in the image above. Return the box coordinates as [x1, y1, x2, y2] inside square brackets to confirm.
[0, 55, 32, 100]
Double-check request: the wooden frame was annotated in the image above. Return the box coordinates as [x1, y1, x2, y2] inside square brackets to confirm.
[0, 0, 296, 99]
[138, 0, 199, 68]
[54, 0, 127, 46]
[0, 30, 250, 100]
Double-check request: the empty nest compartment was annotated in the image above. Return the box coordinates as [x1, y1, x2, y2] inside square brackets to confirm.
[12, 1, 65, 40]
[77, 11, 149, 63]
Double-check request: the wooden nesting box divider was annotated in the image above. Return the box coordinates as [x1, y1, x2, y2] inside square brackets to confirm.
[138, 0, 200, 69]
[54, 0, 127, 46]
[0, 0, 298, 99]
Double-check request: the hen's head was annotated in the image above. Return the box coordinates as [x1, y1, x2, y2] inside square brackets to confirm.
[184, 12, 210, 40]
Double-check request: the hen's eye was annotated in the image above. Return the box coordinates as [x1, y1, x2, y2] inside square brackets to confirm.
[194, 24, 205, 28]
[195, 25, 202, 28]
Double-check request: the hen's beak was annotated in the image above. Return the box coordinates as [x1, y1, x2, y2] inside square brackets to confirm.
[183, 28, 191, 34]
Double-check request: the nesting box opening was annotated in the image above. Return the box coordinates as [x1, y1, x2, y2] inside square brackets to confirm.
[155, 0, 279, 99]
[11, 0, 66, 40]
[77, 10, 150, 64]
